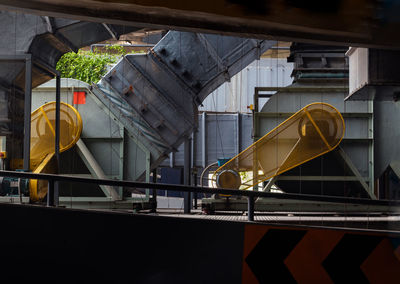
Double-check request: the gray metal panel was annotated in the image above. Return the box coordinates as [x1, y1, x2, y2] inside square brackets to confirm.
[124, 135, 148, 181]
[160, 113, 253, 168]
[200, 58, 294, 113]
[344, 117, 370, 139]
[101, 55, 195, 150]
[125, 54, 195, 121]
[91, 83, 168, 155]
[81, 139, 121, 177]
[75, 95, 122, 139]
[152, 32, 274, 102]
[240, 113, 254, 150]
[341, 141, 370, 178]
[206, 114, 237, 162]
[0, 12, 49, 55]
[261, 90, 355, 113]
[55, 21, 115, 49]
[0, 62, 25, 88]
[374, 100, 400, 178]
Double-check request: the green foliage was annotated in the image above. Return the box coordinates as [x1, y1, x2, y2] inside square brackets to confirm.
[56, 46, 127, 84]
[104, 44, 127, 55]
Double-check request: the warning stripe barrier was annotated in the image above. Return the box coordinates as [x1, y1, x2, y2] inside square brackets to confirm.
[242, 224, 400, 283]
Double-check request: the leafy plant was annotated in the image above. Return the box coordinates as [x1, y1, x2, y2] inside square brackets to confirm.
[104, 44, 127, 55]
[56, 45, 140, 84]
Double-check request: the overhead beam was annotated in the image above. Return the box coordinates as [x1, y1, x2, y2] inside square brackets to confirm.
[0, 0, 399, 48]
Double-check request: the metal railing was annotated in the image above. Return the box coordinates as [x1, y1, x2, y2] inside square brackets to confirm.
[0, 170, 399, 221]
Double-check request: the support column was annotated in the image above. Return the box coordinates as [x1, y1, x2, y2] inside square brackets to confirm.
[201, 112, 207, 168]
[184, 136, 192, 214]
[54, 74, 60, 206]
[23, 55, 32, 171]
[151, 168, 157, 212]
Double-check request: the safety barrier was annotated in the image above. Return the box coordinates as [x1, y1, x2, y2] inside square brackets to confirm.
[0, 170, 399, 221]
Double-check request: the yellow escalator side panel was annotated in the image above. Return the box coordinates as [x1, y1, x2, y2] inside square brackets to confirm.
[29, 102, 82, 201]
[29, 153, 56, 201]
[213, 102, 345, 190]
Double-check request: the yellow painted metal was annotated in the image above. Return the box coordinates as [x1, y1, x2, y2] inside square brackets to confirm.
[213, 102, 345, 190]
[29, 102, 82, 201]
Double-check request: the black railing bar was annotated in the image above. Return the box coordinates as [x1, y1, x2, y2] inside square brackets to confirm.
[0, 170, 400, 207]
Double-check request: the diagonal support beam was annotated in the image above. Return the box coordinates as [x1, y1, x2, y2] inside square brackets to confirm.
[102, 23, 118, 40]
[337, 146, 376, 199]
[76, 139, 121, 201]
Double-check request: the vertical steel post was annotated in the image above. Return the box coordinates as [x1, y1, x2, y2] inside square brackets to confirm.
[190, 132, 195, 208]
[47, 179, 55, 207]
[252, 88, 259, 191]
[145, 152, 150, 200]
[151, 168, 157, 212]
[54, 74, 61, 206]
[23, 55, 32, 171]
[118, 126, 125, 198]
[236, 113, 241, 155]
[368, 100, 375, 198]
[201, 112, 207, 168]
[55, 74, 61, 169]
[184, 136, 191, 214]
[169, 152, 174, 168]
[193, 171, 198, 209]
[248, 195, 254, 221]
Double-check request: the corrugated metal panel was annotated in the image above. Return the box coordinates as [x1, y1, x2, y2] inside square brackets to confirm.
[347, 47, 368, 96]
[199, 58, 293, 113]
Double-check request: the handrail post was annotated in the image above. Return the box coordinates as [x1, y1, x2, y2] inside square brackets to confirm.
[248, 195, 254, 221]
[184, 137, 192, 214]
[151, 168, 157, 213]
[47, 179, 55, 207]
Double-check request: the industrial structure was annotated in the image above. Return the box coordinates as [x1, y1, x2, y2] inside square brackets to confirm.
[0, 2, 398, 283]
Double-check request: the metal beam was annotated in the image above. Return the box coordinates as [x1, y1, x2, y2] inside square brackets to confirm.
[277, 176, 369, 181]
[0, 0, 399, 48]
[23, 55, 32, 172]
[255, 86, 349, 93]
[102, 23, 118, 40]
[203, 198, 400, 213]
[262, 176, 278, 192]
[44, 16, 55, 33]
[337, 147, 376, 199]
[0, 170, 398, 207]
[75, 139, 121, 201]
